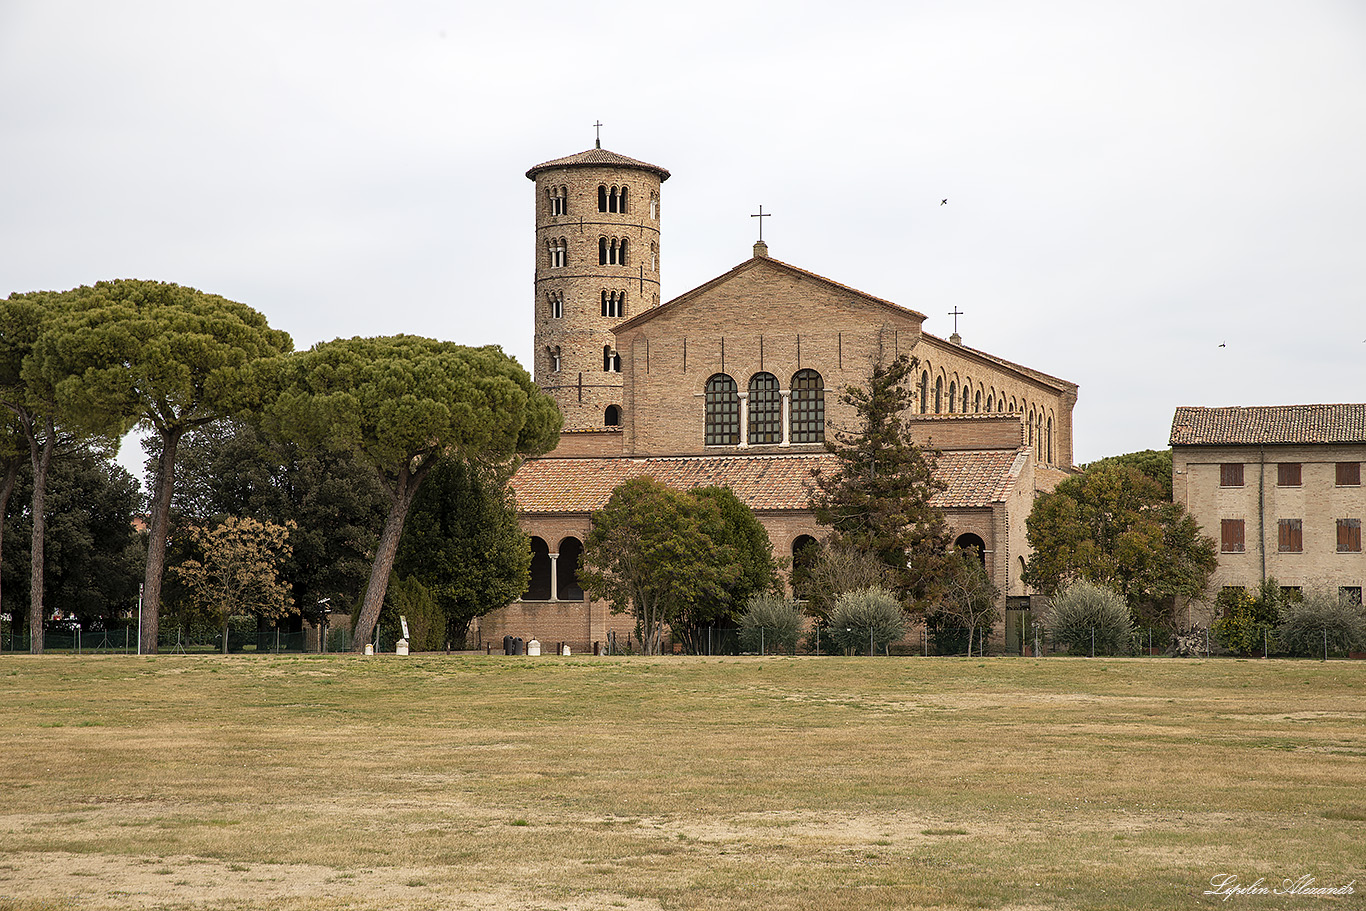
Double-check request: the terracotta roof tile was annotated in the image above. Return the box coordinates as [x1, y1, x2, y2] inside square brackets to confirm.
[526, 147, 670, 181]
[1170, 404, 1366, 446]
[511, 450, 1028, 515]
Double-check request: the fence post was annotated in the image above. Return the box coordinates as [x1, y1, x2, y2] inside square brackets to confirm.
[1090, 627, 1095, 659]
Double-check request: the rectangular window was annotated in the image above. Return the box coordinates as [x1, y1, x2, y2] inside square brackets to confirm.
[1277, 519, 1303, 553]
[1338, 462, 1362, 486]
[1220, 463, 1244, 487]
[1337, 518, 1362, 553]
[1277, 463, 1301, 487]
[1340, 587, 1363, 607]
[1280, 586, 1302, 602]
[1221, 519, 1245, 553]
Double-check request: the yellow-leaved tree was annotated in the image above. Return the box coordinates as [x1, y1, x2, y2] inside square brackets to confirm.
[174, 517, 296, 653]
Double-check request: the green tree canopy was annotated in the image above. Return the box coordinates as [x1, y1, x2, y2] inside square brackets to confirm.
[809, 352, 952, 608]
[267, 336, 560, 649]
[172, 517, 296, 654]
[24, 280, 292, 653]
[579, 476, 733, 655]
[1022, 456, 1217, 628]
[394, 457, 532, 648]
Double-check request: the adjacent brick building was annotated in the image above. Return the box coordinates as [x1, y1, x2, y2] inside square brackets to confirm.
[477, 143, 1081, 653]
[1170, 404, 1366, 625]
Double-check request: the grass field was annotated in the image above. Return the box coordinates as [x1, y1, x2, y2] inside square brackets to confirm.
[1, 655, 1363, 910]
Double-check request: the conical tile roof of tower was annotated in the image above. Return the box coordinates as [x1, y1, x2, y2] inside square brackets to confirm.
[526, 147, 671, 180]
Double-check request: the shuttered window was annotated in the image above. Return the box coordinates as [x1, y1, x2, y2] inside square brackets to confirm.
[1337, 462, 1362, 486]
[1337, 519, 1362, 553]
[1277, 519, 1302, 553]
[1277, 463, 1301, 487]
[1220, 463, 1244, 487]
[1221, 519, 1245, 553]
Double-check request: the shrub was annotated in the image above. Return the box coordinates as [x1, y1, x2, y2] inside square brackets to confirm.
[1278, 594, 1366, 658]
[1046, 581, 1133, 656]
[382, 574, 446, 651]
[1212, 580, 1288, 656]
[737, 594, 805, 655]
[827, 587, 906, 655]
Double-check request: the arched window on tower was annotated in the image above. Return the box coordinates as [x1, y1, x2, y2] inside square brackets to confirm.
[920, 372, 929, 414]
[705, 374, 740, 446]
[616, 238, 628, 265]
[602, 345, 620, 373]
[650, 243, 658, 271]
[548, 291, 563, 319]
[619, 185, 628, 214]
[601, 290, 625, 318]
[649, 192, 658, 220]
[598, 185, 608, 212]
[598, 236, 607, 265]
[549, 238, 567, 268]
[748, 372, 780, 444]
[547, 346, 561, 373]
[548, 185, 568, 216]
[604, 405, 621, 427]
[791, 369, 825, 443]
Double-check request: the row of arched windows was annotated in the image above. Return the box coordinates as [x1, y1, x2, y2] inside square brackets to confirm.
[546, 290, 630, 320]
[599, 236, 628, 265]
[546, 237, 567, 268]
[525, 536, 583, 601]
[598, 184, 628, 214]
[546, 185, 568, 216]
[918, 369, 1056, 464]
[705, 370, 825, 446]
[546, 290, 564, 319]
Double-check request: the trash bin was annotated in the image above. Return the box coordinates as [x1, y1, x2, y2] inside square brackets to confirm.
[512, 636, 524, 655]
[503, 635, 513, 655]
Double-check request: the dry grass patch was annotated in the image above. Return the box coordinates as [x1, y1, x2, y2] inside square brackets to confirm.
[0, 654, 1363, 910]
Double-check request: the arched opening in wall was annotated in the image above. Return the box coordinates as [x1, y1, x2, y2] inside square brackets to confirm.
[935, 377, 943, 413]
[618, 185, 628, 214]
[919, 372, 929, 414]
[790, 369, 825, 442]
[604, 405, 621, 426]
[1019, 556, 1028, 592]
[598, 236, 608, 265]
[954, 533, 987, 567]
[1028, 410, 1035, 447]
[963, 385, 970, 413]
[557, 537, 584, 601]
[986, 393, 994, 412]
[1047, 415, 1054, 465]
[526, 537, 551, 600]
[602, 345, 620, 372]
[598, 185, 608, 212]
[948, 381, 956, 413]
[748, 372, 780, 444]
[791, 535, 819, 595]
[1035, 415, 1043, 460]
[705, 374, 740, 445]
[974, 389, 982, 413]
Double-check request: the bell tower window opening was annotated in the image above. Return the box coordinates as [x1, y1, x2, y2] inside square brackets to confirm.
[548, 345, 562, 373]
[705, 374, 740, 446]
[748, 372, 781, 445]
[548, 185, 568, 216]
[602, 345, 620, 373]
[549, 237, 567, 268]
[649, 192, 658, 220]
[602, 290, 625, 318]
[790, 369, 825, 443]
[598, 185, 608, 212]
[548, 291, 563, 319]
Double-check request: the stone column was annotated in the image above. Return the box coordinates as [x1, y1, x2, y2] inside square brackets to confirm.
[737, 391, 750, 448]
[548, 553, 559, 601]
[780, 390, 791, 447]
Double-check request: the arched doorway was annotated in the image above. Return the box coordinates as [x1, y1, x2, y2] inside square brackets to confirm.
[791, 534, 819, 595]
[557, 537, 584, 601]
[525, 537, 551, 600]
[954, 533, 987, 567]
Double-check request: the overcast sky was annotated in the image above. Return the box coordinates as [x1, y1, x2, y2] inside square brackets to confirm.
[3, 0, 1363, 483]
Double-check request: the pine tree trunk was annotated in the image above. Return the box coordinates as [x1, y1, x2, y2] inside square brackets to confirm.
[27, 420, 55, 655]
[353, 467, 424, 651]
[0, 458, 18, 641]
[141, 427, 183, 655]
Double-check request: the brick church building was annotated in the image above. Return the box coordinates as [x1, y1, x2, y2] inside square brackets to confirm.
[476, 143, 1080, 653]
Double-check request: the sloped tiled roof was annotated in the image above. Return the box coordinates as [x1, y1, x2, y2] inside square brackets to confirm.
[510, 449, 1029, 515]
[1170, 405, 1366, 446]
[525, 147, 670, 181]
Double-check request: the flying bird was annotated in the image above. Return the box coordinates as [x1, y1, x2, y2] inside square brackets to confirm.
[941, 199, 948, 206]
[1218, 342, 1226, 348]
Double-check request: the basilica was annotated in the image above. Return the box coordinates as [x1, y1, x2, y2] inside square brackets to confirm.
[477, 143, 1079, 653]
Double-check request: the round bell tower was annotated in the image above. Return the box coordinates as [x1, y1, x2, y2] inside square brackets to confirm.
[526, 139, 669, 432]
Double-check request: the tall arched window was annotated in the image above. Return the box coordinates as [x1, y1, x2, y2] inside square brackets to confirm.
[948, 382, 956, 413]
[618, 185, 628, 214]
[748, 372, 780, 444]
[549, 238, 567, 268]
[598, 236, 607, 265]
[650, 243, 657, 271]
[616, 237, 628, 265]
[649, 192, 658, 220]
[920, 372, 929, 414]
[1027, 410, 1035, 447]
[547, 291, 563, 319]
[1047, 415, 1054, 464]
[963, 385, 970, 413]
[935, 377, 943, 414]
[1036, 415, 1044, 460]
[547, 346, 561, 372]
[604, 405, 621, 427]
[790, 369, 825, 443]
[986, 393, 994, 413]
[601, 290, 624, 318]
[974, 389, 982, 413]
[705, 374, 740, 446]
[548, 185, 568, 216]
[598, 185, 608, 212]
